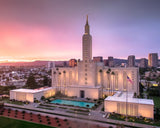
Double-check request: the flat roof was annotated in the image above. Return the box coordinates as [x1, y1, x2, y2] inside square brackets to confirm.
[105, 91, 154, 105]
[11, 87, 54, 94]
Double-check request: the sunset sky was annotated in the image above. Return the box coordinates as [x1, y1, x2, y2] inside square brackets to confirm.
[0, 0, 160, 62]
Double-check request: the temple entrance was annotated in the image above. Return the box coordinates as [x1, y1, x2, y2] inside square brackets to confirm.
[80, 90, 85, 98]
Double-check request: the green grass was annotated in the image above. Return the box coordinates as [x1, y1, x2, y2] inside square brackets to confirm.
[2, 98, 24, 105]
[66, 111, 88, 115]
[152, 97, 160, 108]
[0, 116, 56, 128]
[109, 113, 160, 127]
[37, 106, 54, 110]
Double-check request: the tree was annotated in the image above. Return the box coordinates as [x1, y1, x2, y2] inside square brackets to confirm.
[99, 69, 103, 98]
[41, 96, 45, 101]
[158, 84, 160, 96]
[111, 71, 115, 95]
[139, 68, 147, 76]
[99, 69, 103, 85]
[63, 71, 66, 94]
[0, 85, 16, 95]
[63, 71, 66, 86]
[26, 74, 38, 89]
[43, 76, 51, 86]
[58, 72, 61, 91]
[106, 68, 111, 95]
[139, 82, 144, 97]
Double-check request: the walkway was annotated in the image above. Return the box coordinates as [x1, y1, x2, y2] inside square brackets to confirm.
[4, 103, 160, 128]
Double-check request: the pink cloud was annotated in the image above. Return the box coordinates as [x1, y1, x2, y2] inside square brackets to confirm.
[0, 22, 81, 61]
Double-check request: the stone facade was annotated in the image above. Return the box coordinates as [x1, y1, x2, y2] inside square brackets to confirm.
[10, 87, 56, 102]
[52, 64, 139, 99]
[104, 92, 154, 119]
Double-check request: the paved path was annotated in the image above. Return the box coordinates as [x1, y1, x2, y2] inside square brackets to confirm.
[4, 103, 160, 128]
[95, 103, 104, 112]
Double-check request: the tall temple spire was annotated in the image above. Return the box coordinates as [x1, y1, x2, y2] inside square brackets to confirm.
[83, 15, 92, 62]
[85, 15, 90, 34]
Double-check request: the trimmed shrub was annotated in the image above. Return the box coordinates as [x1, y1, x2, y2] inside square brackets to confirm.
[64, 119, 68, 121]
[66, 122, 69, 125]
[55, 117, 58, 120]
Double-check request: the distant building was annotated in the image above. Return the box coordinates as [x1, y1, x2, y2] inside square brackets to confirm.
[47, 61, 55, 69]
[121, 63, 127, 67]
[148, 53, 158, 67]
[93, 56, 103, 62]
[103, 59, 108, 66]
[63, 61, 68, 67]
[128, 55, 135, 67]
[8, 79, 26, 88]
[140, 58, 148, 68]
[108, 56, 114, 67]
[69, 59, 77, 67]
[55, 61, 69, 67]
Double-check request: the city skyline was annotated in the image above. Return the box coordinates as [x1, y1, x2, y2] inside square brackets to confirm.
[0, 0, 160, 62]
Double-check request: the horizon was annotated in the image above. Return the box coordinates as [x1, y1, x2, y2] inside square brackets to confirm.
[0, 0, 160, 62]
[0, 57, 159, 64]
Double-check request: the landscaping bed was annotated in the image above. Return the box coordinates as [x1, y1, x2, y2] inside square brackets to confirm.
[0, 107, 106, 128]
[152, 96, 160, 109]
[109, 112, 160, 127]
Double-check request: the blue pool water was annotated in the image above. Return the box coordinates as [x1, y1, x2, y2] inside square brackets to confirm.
[50, 99, 95, 108]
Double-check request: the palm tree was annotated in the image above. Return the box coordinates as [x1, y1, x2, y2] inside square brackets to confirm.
[63, 71, 66, 86]
[63, 70, 66, 94]
[99, 69, 103, 85]
[52, 71, 56, 87]
[56, 68, 59, 87]
[99, 69, 103, 98]
[106, 68, 111, 95]
[58, 72, 61, 92]
[111, 71, 115, 95]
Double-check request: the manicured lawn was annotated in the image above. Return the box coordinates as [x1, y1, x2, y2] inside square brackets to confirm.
[0, 116, 56, 128]
[153, 97, 160, 109]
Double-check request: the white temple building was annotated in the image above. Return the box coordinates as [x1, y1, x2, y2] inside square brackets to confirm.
[52, 16, 139, 99]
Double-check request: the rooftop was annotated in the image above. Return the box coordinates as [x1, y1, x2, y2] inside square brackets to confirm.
[105, 91, 154, 105]
[11, 87, 54, 93]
